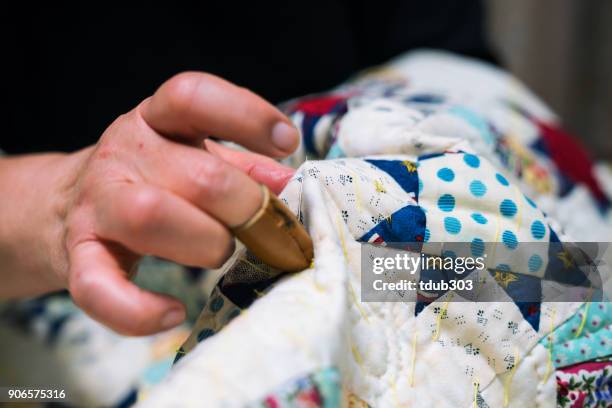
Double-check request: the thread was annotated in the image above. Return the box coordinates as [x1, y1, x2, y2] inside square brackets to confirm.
[432, 294, 453, 341]
[503, 348, 519, 407]
[410, 330, 418, 387]
[540, 307, 556, 384]
[472, 378, 480, 408]
[575, 292, 593, 338]
[351, 170, 363, 212]
[351, 343, 365, 375]
[349, 282, 370, 323]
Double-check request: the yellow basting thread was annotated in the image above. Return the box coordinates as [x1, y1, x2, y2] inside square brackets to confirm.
[575, 290, 593, 338]
[388, 376, 399, 408]
[540, 307, 556, 384]
[351, 343, 365, 375]
[503, 348, 519, 407]
[409, 330, 418, 387]
[432, 294, 453, 341]
[374, 179, 387, 193]
[336, 212, 370, 322]
[349, 282, 370, 323]
[253, 289, 266, 298]
[350, 170, 363, 212]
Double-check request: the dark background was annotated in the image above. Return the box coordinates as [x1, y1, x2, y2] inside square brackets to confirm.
[0, 1, 493, 154]
[2, 1, 609, 160]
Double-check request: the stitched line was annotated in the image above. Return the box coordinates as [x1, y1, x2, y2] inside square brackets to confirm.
[351, 343, 366, 375]
[503, 348, 519, 407]
[575, 290, 593, 338]
[350, 169, 363, 213]
[335, 211, 369, 322]
[540, 307, 556, 384]
[409, 330, 418, 387]
[432, 293, 453, 341]
[349, 282, 369, 323]
[472, 378, 480, 408]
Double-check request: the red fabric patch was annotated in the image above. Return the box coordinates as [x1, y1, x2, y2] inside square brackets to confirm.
[291, 94, 351, 116]
[535, 119, 606, 202]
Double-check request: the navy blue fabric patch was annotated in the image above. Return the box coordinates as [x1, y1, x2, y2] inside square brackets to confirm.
[556, 173, 576, 198]
[490, 270, 542, 331]
[366, 159, 420, 200]
[531, 137, 550, 157]
[301, 115, 321, 155]
[516, 302, 541, 332]
[403, 93, 444, 104]
[359, 205, 426, 244]
[418, 152, 446, 161]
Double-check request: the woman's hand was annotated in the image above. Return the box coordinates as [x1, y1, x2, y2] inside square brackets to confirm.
[0, 72, 298, 335]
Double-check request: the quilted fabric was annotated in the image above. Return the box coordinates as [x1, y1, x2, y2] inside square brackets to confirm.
[141, 51, 611, 407]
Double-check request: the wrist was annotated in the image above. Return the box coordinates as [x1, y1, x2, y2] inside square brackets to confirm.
[0, 148, 91, 298]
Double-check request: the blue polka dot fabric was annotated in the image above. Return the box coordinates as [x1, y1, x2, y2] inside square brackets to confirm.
[416, 150, 551, 279]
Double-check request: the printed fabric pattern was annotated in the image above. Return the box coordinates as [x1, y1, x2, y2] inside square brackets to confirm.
[141, 51, 611, 407]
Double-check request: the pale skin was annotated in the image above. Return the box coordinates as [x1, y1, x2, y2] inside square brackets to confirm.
[0, 72, 299, 336]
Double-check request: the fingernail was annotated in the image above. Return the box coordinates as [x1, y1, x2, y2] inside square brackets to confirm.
[161, 307, 185, 330]
[271, 122, 298, 153]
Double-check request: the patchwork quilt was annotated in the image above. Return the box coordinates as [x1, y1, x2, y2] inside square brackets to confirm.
[1, 50, 610, 407]
[141, 51, 612, 407]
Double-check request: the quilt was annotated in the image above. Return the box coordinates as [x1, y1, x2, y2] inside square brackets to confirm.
[140, 51, 612, 407]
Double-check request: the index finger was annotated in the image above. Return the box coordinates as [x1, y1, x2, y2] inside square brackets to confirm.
[140, 72, 299, 158]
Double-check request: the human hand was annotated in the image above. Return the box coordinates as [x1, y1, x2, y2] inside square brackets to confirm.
[0, 72, 298, 335]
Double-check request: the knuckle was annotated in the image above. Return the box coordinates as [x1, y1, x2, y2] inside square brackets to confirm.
[163, 72, 202, 114]
[190, 159, 233, 201]
[123, 189, 163, 233]
[67, 272, 93, 309]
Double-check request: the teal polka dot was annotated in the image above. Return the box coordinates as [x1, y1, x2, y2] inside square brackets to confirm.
[524, 194, 537, 208]
[437, 168, 455, 182]
[469, 180, 487, 197]
[499, 199, 517, 217]
[438, 194, 455, 212]
[444, 217, 462, 234]
[496, 264, 511, 272]
[471, 238, 485, 257]
[502, 230, 518, 249]
[531, 220, 546, 240]
[210, 296, 224, 312]
[528, 254, 543, 272]
[471, 213, 488, 224]
[197, 328, 215, 342]
[463, 153, 480, 168]
[424, 228, 430, 242]
[496, 173, 509, 186]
